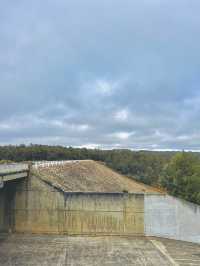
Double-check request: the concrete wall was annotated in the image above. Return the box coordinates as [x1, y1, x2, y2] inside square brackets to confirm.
[0, 189, 7, 232]
[144, 195, 200, 244]
[0, 163, 29, 185]
[3, 173, 200, 242]
[0, 183, 14, 233]
[0, 163, 29, 175]
[12, 175, 144, 235]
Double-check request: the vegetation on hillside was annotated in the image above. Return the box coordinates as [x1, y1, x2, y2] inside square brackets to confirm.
[160, 152, 200, 204]
[0, 145, 199, 204]
[0, 160, 13, 164]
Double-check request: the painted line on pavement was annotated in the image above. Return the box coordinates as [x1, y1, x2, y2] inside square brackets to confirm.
[150, 239, 179, 266]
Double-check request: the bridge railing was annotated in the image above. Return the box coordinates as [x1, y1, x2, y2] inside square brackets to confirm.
[32, 160, 88, 169]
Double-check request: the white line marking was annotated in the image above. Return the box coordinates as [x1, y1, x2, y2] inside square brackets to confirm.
[150, 239, 179, 266]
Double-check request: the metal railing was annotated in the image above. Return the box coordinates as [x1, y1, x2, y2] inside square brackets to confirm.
[32, 160, 89, 169]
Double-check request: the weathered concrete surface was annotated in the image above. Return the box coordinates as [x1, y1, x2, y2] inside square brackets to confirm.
[0, 163, 29, 175]
[0, 163, 29, 188]
[145, 195, 200, 244]
[0, 183, 14, 233]
[0, 177, 42, 233]
[0, 189, 7, 232]
[1, 171, 28, 182]
[12, 175, 144, 235]
[0, 234, 200, 266]
[0, 178, 28, 233]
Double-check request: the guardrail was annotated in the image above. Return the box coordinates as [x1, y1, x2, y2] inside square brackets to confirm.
[32, 160, 89, 169]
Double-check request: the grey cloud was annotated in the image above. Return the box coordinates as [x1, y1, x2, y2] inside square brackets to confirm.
[0, 0, 200, 150]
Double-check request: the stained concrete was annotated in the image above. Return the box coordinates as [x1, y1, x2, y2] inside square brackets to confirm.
[0, 163, 29, 185]
[1, 161, 200, 245]
[11, 175, 145, 235]
[0, 234, 200, 266]
[0, 189, 7, 232]
[0, 164, 29, 175]
[145, 195, 200, 244]
[0, 174, 145, 236]
[0, 181, 15, 233]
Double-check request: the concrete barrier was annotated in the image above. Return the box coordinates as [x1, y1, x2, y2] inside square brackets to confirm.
[0, 163, 29, 175]
[144, 194, 200, 244]
[0, 163, 29, 187]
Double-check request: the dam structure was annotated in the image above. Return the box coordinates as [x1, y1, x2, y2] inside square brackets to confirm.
[0, 160, 200, 244]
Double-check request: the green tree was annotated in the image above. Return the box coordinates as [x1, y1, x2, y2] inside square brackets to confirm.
[160, 152, 200, 204]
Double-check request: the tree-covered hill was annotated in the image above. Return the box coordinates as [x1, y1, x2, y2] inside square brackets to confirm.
[0, 145, 172, 185]
[0, 145, 200, 204]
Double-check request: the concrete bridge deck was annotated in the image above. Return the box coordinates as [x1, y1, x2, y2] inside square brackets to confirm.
[0, 234, 200, 266]
[0, 163, 29, 188]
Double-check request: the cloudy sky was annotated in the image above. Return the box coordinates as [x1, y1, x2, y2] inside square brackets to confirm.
[0, 0, 200, 150]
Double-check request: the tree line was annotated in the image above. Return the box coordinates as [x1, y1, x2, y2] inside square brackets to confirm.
[0, 144, 199, 204]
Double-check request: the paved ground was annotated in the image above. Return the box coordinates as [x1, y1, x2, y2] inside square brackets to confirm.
[0, 234, 200, 266]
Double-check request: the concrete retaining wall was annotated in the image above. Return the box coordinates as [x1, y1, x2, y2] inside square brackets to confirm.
[2, 173, 200, 243]
[0, 189, 6, 232]
[0, 185, 12, 233]
[144, 195, 200, 244]
[12, 175, 144, 235]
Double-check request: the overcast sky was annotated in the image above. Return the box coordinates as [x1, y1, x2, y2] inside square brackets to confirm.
[0, 0, 200, 150]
